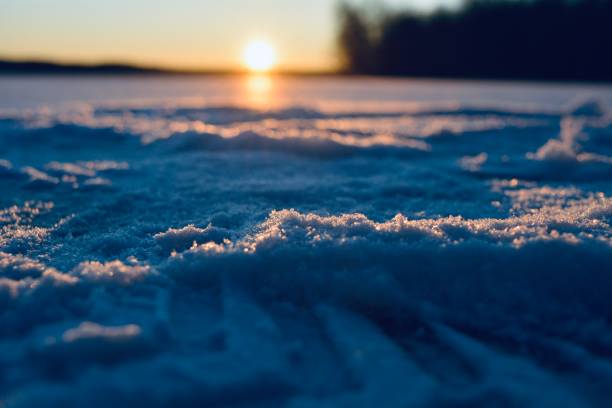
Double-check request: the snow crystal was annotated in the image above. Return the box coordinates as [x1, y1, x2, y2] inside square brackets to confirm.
[72, 260, 152, 284]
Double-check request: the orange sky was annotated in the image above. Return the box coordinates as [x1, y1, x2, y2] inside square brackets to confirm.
[0, 0, 458, 71]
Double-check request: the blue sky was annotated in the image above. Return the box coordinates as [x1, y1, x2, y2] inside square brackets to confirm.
[0, 0, 460, 70]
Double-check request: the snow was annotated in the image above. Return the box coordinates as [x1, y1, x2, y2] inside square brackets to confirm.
[0, 76, 611, 406]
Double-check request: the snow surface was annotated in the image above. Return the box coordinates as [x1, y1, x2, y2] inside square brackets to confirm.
[1, 76, 612, 407]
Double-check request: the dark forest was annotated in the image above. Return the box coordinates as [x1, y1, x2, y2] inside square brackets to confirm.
[338, 0, 612, 81]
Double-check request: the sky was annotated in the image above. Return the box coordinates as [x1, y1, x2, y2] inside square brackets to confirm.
[0, 0, 460, 71]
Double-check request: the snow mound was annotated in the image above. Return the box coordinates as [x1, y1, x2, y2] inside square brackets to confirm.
[154, 224, 230, 253]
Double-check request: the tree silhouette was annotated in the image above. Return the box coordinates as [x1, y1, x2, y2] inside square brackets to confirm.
[337, 0, 612, 81]
[337, 2, 378, 74]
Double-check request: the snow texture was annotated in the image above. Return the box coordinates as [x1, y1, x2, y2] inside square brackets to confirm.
[1, 77, 612, 407]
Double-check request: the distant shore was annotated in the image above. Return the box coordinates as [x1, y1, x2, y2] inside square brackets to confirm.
[0, 59, 333, 77]
[1, 59, 612, 86]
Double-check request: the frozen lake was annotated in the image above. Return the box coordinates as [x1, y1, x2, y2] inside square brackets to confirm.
[3, 75, 612, 110]
[1, 75, 612, 407]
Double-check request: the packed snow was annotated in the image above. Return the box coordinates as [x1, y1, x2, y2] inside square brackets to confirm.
[1, 76, 611, 407]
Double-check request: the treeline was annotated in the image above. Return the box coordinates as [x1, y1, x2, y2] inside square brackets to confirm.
[0, 60, 163, 75]
[337, 0, 612, 81]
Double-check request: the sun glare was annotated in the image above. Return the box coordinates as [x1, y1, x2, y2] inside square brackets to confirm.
[243, 40, 277, 73]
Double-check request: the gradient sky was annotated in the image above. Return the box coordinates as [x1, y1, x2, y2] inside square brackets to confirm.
[0, 0, 460, 71]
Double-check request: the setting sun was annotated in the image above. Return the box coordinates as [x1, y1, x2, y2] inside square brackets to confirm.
[243, 40, 277, 72]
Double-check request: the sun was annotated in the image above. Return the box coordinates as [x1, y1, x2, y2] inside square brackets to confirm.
[243, 40, 277, 73]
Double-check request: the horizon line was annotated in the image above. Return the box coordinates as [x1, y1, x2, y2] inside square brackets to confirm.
[0, 56, 337, 76]
[2, 57, 612, 86]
